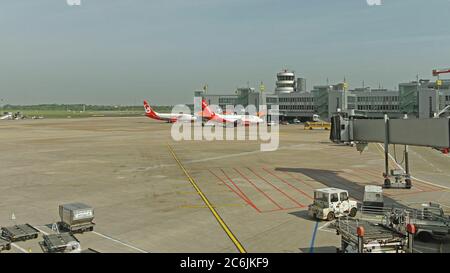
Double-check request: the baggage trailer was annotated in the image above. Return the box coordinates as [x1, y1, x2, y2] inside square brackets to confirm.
[1, 224, 39, 242]
[335, 218, 415, 253]
[58, 203, 95, 233]
[0, 237, 11, 252]
[40, 233, 81, 253]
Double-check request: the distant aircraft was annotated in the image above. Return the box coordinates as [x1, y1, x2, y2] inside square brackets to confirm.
[143, 100, 197, 123]
[0, 112, 13, 120]
[201, 99, 265, 126]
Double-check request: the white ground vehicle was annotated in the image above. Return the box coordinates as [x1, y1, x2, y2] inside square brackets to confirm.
[308, 188, 358, 221]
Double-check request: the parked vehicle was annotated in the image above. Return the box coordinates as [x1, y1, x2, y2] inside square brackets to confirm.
[308, 188, 358, 221]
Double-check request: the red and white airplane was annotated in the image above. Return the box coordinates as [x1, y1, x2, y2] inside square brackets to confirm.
[201, 99, 265, 126]
[143, 100, 197, 123]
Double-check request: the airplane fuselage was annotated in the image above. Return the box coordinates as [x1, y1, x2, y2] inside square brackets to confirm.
[155, 113, 197, 123]
[211, 113, 264, 125]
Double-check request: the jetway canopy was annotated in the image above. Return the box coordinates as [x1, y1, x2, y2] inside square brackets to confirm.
[331, 116, 450, 148]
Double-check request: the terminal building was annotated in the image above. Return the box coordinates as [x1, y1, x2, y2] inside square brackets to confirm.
[195, 69, 450, 121]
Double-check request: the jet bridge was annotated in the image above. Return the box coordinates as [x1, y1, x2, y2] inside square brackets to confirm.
[330, 113, 450, 188]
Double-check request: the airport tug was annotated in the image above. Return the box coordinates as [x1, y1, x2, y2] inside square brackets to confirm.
[308, 188, 358, 221]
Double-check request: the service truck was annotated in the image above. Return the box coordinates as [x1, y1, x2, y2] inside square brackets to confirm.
[308, 188, 358, 221]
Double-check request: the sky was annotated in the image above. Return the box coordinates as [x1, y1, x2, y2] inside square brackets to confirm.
[1, 0, 450, 105]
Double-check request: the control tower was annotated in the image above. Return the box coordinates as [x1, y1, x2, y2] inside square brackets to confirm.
[275, 69, 296, 94]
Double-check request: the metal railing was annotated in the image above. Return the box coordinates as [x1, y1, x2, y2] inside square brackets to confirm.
[358, 205, 450, 236]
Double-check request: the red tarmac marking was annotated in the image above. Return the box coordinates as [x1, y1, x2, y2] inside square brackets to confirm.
[234, 168, 284, 210]
[247, 168, 305, 208]
[284, 172, 316, 189]
[263, 168, 314, 200]
[262, 206, 303, 213]
[209, 169, 260, 212]
[220, 168, 261, 212]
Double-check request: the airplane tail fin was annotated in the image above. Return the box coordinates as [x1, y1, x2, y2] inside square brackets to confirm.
[257, 111, 266, 118]
[201, 99, 215, 119]
[143, 100, 159, 119]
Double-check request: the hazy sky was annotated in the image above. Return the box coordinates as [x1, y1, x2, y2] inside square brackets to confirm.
[1, 0, 450, 105]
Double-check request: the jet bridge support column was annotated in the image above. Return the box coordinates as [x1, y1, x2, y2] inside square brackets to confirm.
[404, 145, 410, 175]
[404, 145, 412, 187]
[383, 115, 390, 187]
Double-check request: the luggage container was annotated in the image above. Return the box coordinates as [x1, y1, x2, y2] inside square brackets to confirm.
[361, 185, 384, 214]
[59, 203, 95, 233]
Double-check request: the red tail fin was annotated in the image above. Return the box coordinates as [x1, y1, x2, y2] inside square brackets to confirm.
[143, 100, 159, 119]
[201, 99, 215, 118]
[257, 111, 265, 117]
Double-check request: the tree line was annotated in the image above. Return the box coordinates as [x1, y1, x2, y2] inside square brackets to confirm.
[1, 104, 173, 112]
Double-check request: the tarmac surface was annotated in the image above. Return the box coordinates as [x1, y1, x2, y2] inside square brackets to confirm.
[1, 117, 449, 253]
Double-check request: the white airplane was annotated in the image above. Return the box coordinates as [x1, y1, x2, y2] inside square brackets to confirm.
[201, 99, 265, 126]
[143, 100, 197, 123]
[0, 112, 13, 120]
